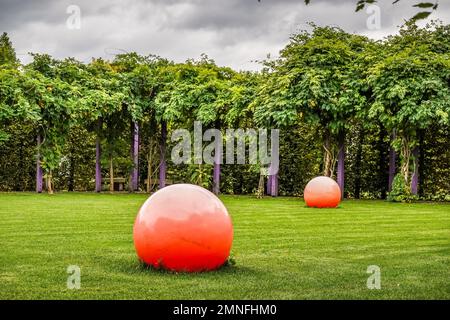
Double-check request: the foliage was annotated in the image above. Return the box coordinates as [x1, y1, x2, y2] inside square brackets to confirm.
[304, 0, 439, 21]
[0, 22, 449, 200]
[188, 164, 213, 189]
[387, 174, 418, 202]
[0, 32, 18, 66]
[368, 22, 450, 192]
[253, 25, 369, 176]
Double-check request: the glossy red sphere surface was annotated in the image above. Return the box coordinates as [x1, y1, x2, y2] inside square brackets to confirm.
[133, 184, 233, 272]
[304, 176, 341, 208]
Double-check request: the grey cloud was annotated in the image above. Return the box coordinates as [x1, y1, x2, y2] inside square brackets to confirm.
[0, 0, 449, 71]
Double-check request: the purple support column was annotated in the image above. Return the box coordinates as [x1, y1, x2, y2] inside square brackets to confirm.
[275, 175, 279, 196]
[266, 175, 272, 196]
[270, 132, 279, 197]
[36, 135, 43, 193]
[271, 174, 278, 197]
[212, 125, 221, 195]
[95, 118, 102, 193]
[212, 149, 220, 196]
[388, 131, 397, 192]
[337, 131, 345, 199]
[213, 163, 220, 195]
[159, 121, 167, 189]
[130, 121, 139, 191]
[411, 147, 419, 195]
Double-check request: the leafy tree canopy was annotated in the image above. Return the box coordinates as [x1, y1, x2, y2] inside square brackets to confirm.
[303, 0, 438, 21]
[0, 32, 18, 67]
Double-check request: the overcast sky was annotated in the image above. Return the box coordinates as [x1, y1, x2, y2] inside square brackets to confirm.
[1, 0, 449, 70]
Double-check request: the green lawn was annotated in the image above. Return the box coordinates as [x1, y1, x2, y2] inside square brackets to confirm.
[0, 193, 449, 299]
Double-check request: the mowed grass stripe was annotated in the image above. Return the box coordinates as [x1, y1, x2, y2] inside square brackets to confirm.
[0, 192, 449, 299]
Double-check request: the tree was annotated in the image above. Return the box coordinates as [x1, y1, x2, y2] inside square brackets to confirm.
[0, 33, 22, 143]
[23, 54, 81, 193]
[154, 60, 202, 189]
[0, 68, 39, 145]
[191, 58, 236, 194]
[112, 53, 164, 192]
[254, 26, 369, 198]
[223, 71, 263, 195]
[368, 23, 450, 196]
[84, 58, 126, 193]
[54, 58, 93, 192]
[0, 32, 18, 67]
[1, 20, 450, 200]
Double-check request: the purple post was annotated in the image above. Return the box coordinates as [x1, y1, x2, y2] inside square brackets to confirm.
[212, 127, 222, 195]
[213, 163, 220, 195]
[271, 174, 278, 197]
[95, 119, 102, 193]
[388, 131, 397, 192]
[268, 133, 279, 197]
[411, 147, 419, 195]
[266, 175, 272, 196]
[337, 131, 345, 199]
[36, 135, 43, 193]
[130, 121, 139, 191]
[159, 121, 167, 189]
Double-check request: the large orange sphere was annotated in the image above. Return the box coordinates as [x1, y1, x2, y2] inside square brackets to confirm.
[133, 184, 233, 272]
[304, 176, 341, 208]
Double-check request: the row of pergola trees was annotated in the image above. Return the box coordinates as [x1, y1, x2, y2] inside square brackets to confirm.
[253, 22, 449, 199]
[1, 49, 261, 194]
[0, 22, 449, 197]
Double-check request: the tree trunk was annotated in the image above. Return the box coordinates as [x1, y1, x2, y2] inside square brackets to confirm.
[46, 170, 53, 194]
[36, 135, 43, 193]
[95, 118, 102, 193]
[109, 155, 114, 193]
[257, 170, 264, 198]
[159, 121, 167, 189]
[68, 151, 75, 192]
[337, 130, 345, 199]
[411, 146, 419, 195]
[354, 128, 364, 199]
[400, 135, 411, 189]
[146, 137, 158, 193]
[130, 121, 139, 192]
[323, 129, 335, 177]
[196, 164, 203, 186]
[418, 131, 425, 197]
[17, 140, 23, 191]
[147, 160, 151, 193]
[377, 127, 388, 200]
[68, 134, 76, 192]
[388, 130, 397, 192]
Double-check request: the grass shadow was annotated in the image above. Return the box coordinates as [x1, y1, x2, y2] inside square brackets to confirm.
[133, 258, 250, 276]
[99, 253, 262, 277]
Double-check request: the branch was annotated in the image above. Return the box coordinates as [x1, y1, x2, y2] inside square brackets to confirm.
[301, 0, 439, 21]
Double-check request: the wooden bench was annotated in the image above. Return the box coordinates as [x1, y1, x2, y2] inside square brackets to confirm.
[103, 177, 126, 191]
[144, 179, 175, 186]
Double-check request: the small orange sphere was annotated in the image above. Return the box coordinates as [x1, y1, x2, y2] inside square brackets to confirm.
[133, 184, 233, 272]
[304, 176, 341, 208]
